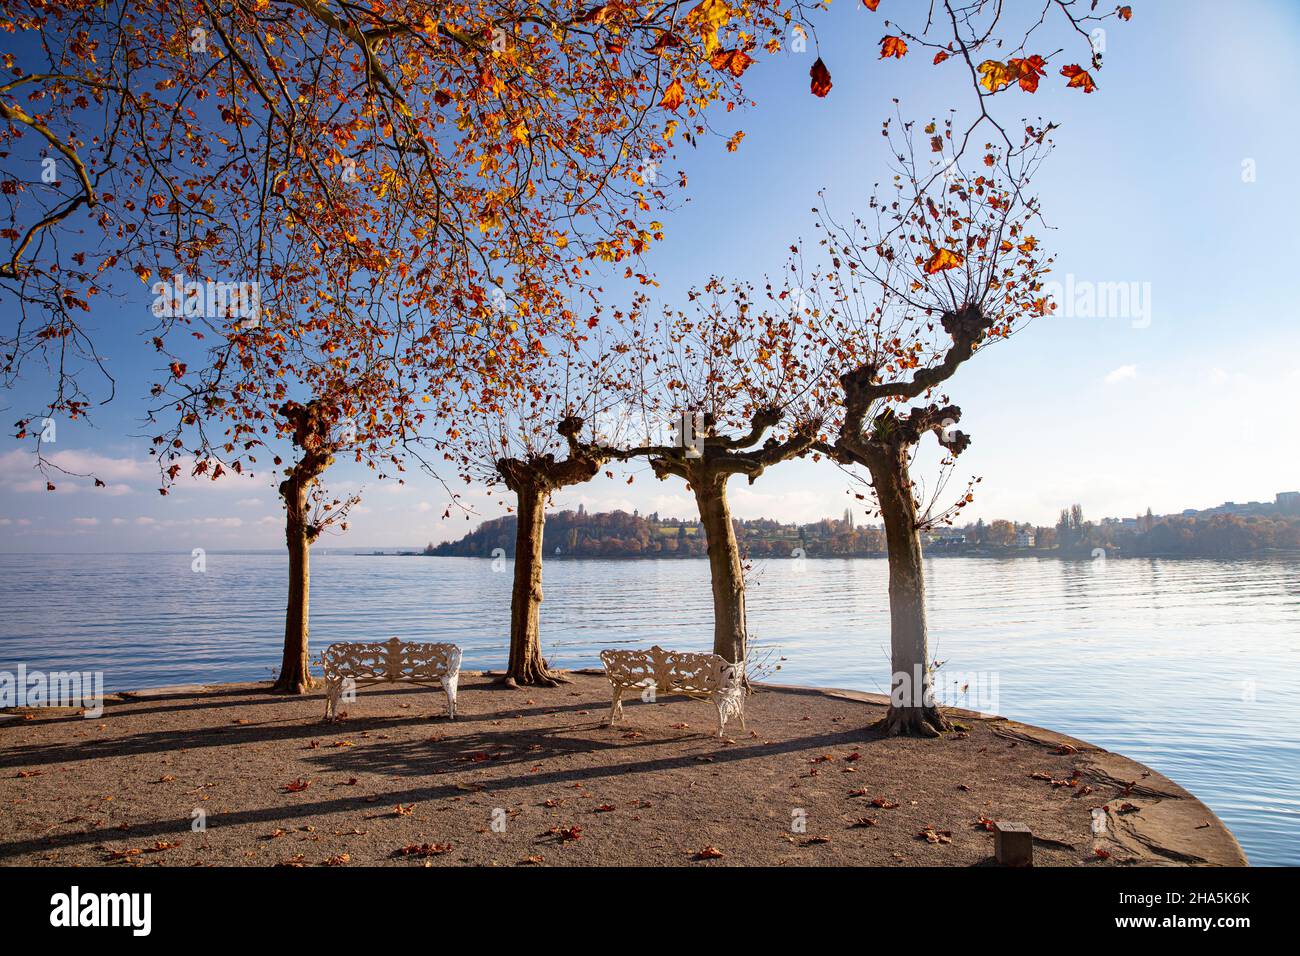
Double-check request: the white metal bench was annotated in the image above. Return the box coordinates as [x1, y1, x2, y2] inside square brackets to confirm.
[321, 638, 462, 721]
[599, 645, 745, 737]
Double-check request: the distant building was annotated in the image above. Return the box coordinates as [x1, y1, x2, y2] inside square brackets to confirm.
[1278, 491, 1300, 515]
[1015, 530, 1036, 548]
[930, 529, 966, 546]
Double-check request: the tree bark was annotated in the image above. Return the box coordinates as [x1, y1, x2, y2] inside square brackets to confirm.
[692, 473, 747, 664]
[502, 480, 567, 687]
[867, 445, 951, 736]
[273, 474, 316, 694]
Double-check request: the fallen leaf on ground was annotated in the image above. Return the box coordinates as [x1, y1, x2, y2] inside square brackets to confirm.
[395, 843, 452, 858]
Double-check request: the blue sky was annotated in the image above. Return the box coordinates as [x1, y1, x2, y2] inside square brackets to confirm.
[2, 0, 1298, 552]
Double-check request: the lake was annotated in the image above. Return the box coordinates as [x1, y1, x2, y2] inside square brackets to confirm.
[1, 551, 1296, 865]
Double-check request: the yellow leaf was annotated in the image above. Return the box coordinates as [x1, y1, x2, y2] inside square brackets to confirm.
[977, 59, 1014, 93]
[687, 0, 731, 55]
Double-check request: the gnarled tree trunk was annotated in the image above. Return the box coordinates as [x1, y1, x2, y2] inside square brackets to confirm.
[273, 472, 317, 693]
[271, 399, 334, 695]
[503, 480, 566, 687]
[692, 473, 747, 664]
[866, 445, 950, 736]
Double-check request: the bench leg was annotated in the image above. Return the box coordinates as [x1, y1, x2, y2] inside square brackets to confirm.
[607, 685, 624, 725]
[324, 679, 344, 722]
[442, 673, 459, 720]
[715, 692, 744, 738]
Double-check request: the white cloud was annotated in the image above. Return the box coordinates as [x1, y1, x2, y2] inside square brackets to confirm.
[72, 517, 100, 526]
[1104, 364, 1138, 385]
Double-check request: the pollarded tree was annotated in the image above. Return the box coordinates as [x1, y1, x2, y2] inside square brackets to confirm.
[149, 233, 430, 692]
[445, 321, 641, 687]
[806, 115, 1056, 735]
[619, 280, 828, 665]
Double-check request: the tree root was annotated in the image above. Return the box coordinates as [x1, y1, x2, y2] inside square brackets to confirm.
[269, 674, 317, 695]
[496, 660, 572, 689]
[875, 704, 951, 738]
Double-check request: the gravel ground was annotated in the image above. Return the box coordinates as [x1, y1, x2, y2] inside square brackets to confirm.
[0, 672, 1235, 867]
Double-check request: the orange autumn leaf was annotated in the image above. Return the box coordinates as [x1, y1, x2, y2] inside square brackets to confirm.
[879, 35, 908, 59]
[1061, 64, 1097, 93]
[1118, 6, 1133, 21]
[1009, 54, 1047, 93]
[923, 248, 964, 274]
[661, 78, 685, 110]
[862, 0, 880, 9]
[710, 48, 754, 77]
[933, 50, 950, 65]
[810, 57, 832, 97]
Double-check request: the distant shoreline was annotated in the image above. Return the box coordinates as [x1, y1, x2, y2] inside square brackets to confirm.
[362, 549, 1300, 561]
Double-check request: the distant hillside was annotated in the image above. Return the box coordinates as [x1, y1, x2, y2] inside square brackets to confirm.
[426, 504, 1300, 560]
[425, 508, 887, 559]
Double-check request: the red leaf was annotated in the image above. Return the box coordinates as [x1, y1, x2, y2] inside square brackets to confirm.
[1061, 64, 1097, 93]
[809, 57, 832, 97]
[879, 35, 908, 59]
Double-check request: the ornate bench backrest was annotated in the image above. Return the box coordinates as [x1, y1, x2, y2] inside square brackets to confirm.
[601, 645, 742, 695]
[322, 638, 460, 682]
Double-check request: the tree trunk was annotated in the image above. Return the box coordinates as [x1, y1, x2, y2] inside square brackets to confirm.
[273, 476, 316, 694]
[693, 473, 747, 664]
[868, 447, 950, 736]
[502, 481, 567, 687]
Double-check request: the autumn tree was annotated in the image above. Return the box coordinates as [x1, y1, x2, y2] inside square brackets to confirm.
[147, 217, 430, 692]
[445, 323, 640, 686]
[618, 281, 827, 664]
[2, 0, 1131, 478]
[806, 115, 1056, 735]
[1, 0, 832, 473]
